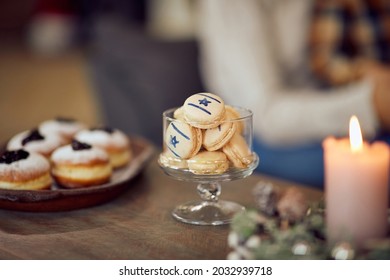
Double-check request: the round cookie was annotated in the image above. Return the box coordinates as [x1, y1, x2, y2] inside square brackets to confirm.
[75, 127, 131, 169]
[39, 117, 86, 142]
[173, 107, 185, 121]
[0, 149, 51, 190]
[225, 105, 244, 134]
[225, 105, 241, 120]
[159, 150, 188, 170]
[165, 121, 202, 159]
[7, 129, 64, 158]
[222, 133, 254, 168]
[183, 93, 225, 129]
[51, 140, 112, 188]
[187, 151, 229, 175]
[203, 118, 237, 151]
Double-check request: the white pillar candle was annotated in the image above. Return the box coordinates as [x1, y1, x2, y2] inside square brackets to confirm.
[323, 116, 389, 248]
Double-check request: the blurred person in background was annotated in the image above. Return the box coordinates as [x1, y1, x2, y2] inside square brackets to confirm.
[197, 0, 390, 188]
[309, 0, 390, 130]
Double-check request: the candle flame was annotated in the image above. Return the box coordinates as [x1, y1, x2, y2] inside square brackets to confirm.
[349, 115, 363, 152]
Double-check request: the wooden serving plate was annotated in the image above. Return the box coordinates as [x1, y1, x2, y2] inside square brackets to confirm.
[0, 136, 155, 212]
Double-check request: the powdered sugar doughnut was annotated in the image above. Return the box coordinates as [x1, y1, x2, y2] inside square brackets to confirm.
[7, 129, 64, 158]
[39, 117, 86, 143]
[74, 127, 131, 168]
[0, 149, 51, 190]
[51, 140, 112, 188]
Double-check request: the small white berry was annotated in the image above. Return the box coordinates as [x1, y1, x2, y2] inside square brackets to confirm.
[245, 235, 261, 249]
[227, 251, 242, 260]
[227, 231, 240, 248]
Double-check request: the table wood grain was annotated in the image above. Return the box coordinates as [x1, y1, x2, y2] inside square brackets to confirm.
[0, 154, 322, 260]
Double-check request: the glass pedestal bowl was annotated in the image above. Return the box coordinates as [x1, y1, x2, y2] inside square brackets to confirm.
[158, 107, 259, 225]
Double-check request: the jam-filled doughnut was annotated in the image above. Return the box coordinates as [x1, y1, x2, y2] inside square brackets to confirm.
[0, 149, 52, 190]
[7, 129, 64, 158]
[74, 127, 131, 169]
[51, 140, 112, 188]
[39, 117, 86, 143]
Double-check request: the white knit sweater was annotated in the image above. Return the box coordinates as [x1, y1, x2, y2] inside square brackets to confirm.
[197, 0, 379, 146]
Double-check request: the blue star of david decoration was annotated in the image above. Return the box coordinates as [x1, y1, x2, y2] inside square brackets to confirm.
[198, 98, 211, 106]
[170, 135, 179, 148]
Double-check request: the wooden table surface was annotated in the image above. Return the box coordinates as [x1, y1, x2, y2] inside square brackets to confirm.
[0, 155, 322, 260]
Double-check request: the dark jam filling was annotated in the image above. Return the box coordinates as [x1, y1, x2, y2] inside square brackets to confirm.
[56, 117, 76, 123]
[71, 140, 92, 151]
[21, 129, 44, 146]
[0, 149, 30, 164]
[90, 126, 114, 134]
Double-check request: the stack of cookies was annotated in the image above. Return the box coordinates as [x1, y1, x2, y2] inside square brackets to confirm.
[160, 93, 254, 175]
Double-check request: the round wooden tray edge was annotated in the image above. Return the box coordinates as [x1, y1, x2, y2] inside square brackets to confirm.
[0, 136, 156, 212]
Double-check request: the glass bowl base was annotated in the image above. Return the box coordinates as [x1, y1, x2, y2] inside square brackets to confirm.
[172, 200, 245, 226]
